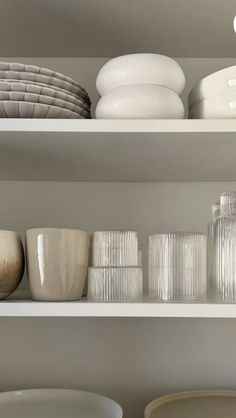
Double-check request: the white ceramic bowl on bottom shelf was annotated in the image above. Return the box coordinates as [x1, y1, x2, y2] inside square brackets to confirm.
[189, 89, 236, 118]
[96, 53, 185, 96]
[0, 389, 123, 418]
[95, 84, 184, 119]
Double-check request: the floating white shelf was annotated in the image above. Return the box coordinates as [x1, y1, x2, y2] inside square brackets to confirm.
[1, 296, 236, 318]
[0, 119, 236, 181]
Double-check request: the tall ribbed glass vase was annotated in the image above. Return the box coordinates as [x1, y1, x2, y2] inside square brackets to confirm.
[207, 202, 220, 300]
[215, 192, 236, 302]
[149, 232, 206, 301]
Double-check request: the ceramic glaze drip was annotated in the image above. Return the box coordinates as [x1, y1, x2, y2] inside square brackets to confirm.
[148, 233, 206, 301]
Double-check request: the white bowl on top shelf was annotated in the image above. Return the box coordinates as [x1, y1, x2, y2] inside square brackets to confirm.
[0, 388, 123, 418]
[96, 53, 185, 96]
[189, 65, 236, 109]
[95, 84, 184, 119]
[189, 89, 236, 119]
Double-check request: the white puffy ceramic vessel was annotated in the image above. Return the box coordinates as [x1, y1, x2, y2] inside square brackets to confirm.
[189, 89, 236, 118]
[189, 65, 236, 108]
[95, 84, 184, 119]
[96, 53, 185, 96]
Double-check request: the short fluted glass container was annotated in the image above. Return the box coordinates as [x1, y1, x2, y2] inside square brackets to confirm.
[92, 231, 138, 267]
[148, 232, 207, 301]
[87, 267, 143, 301]
[215, 191, 236, 302]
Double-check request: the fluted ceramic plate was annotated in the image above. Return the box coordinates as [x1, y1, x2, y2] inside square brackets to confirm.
[145, 390, 236, 418]
[0, 389, 123, 418]
[0, 62, 84, 90]
[0, 101, 88, 118]
[0, 91, 90, 117]
[3, 79, 90, 105]
[0, 70, 90, 102]
[0, 81, 90, 110]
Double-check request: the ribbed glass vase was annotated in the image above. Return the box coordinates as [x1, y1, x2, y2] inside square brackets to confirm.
[92, 230, 138, 267]
[148, 232, 207, 301]
[87, 267, 143, 301]
[215, 192, 236, 302]
[207, 202, 220, 300]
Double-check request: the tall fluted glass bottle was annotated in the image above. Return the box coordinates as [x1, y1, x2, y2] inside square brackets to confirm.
[207, 202, 220, 300]
[215, 192, 236, 302]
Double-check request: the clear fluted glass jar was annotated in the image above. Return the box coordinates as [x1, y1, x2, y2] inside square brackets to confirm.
[215, 192, 236, 302]
[207, 202, 220, 300]
[148, 232, 206, 302]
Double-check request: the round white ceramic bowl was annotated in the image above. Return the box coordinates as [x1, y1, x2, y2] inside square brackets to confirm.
[0, 230, 24, 299]
[189, 89, 236, 118]
[189, 65, 236, 108]
[95, 84, 184, 119]
[26, 228, 90, 301]
[96, 53, 185, 96]
[0, 388, 123, 418]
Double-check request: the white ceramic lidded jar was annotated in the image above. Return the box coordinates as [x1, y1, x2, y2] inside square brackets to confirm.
[215, 192, 236, 302]
[207, 202, 220, 300]
[0, 230, 24, 299]
[26, 228, 90, 301]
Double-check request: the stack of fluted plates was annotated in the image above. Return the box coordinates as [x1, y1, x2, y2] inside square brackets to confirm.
[95, 53, 185, 119]
[0, 62, 91, 118]
[87, 230, 143, 301]
[189, 65, 236, 119]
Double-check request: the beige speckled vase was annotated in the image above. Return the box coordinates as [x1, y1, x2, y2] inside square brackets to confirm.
[0, 230, 24, 300]
[26, 228, 90, 301]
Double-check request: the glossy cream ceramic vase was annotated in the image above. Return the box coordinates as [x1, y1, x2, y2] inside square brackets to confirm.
[26, 228, 90, 301]
[0, 230, 24, 299]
